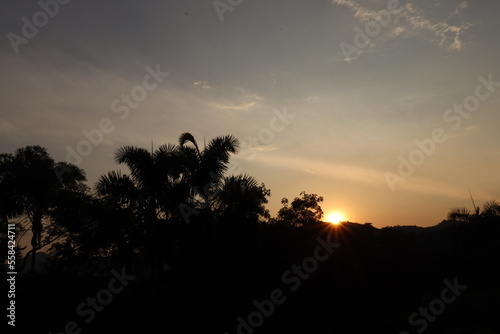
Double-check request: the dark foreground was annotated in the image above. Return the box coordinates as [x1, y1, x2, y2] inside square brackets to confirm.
[10, 218, 500, 334]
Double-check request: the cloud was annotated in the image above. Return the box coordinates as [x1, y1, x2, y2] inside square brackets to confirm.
[252, 153, 387, 186]
[393, 174, 492, 200]
[235, 88, 264, 102]
[208, 87, 263, 111]
[238, 145, 279, 160]
[253, 145, 279, 152]
[332, 0, 380, 22]
[249, 153, 489, 200]
[193, 81, 216, 90]
[398, 2, 471, 52]
[303, 96, 319, 104]
[332, 0, 471, 52]
[449, 1, 468, 18]
[212, 101, 256, 111]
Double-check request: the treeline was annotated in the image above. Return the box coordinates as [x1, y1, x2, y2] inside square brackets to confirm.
[1, 134, 500, 333]
[0, 134, 327, 274]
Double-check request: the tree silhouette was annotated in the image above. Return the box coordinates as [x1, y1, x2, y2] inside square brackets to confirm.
[95, 144, 183, 271]
[447, 206, 473, 223]
[178, 132, 239, 209]
[212, 174, 271, 226]
[272, 191, 324, 227]
[95, 143, 187, 330]
[0, 146, 86, 272]
[447, 199, 500, 223]
[46, 190, 110, 271]
[482, 200, 500, 218]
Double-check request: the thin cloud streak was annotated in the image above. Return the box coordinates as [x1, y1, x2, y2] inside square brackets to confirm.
[212, 101, 257, 111]
[246, 153, 489, 200]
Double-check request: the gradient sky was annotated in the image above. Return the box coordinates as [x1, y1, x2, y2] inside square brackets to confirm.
[1, 0, 499, 227]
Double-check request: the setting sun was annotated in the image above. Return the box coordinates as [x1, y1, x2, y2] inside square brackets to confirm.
[325, 212, 346, 225]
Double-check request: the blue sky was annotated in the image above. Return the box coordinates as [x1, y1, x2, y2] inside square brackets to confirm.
[1, 0, 499, 227]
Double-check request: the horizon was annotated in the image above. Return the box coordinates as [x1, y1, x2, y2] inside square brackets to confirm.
[1, 0, 499, 228]
[10, 219, 471, 261]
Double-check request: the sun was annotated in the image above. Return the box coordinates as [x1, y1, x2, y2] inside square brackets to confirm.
[325, 212, 345, 225]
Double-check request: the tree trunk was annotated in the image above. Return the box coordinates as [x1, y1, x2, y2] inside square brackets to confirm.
[30, 211, 43, 273]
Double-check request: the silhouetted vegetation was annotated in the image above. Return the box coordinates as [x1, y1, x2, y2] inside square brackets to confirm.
[270, 191, 324, 227]
[1, 136, 500, 334]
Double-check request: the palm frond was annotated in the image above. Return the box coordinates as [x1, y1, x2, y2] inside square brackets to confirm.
[447, 207, 472, 222]
[95, 171, 132, 195]
[154, 143, 178, 158]
[201, 135, 240, 179]
[179, 132, 201, 156]
[114, 146, 153, 186]
[483, 199, 500, 217]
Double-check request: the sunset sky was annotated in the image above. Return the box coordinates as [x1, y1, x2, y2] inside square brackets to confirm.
[1, 0, 499, 227]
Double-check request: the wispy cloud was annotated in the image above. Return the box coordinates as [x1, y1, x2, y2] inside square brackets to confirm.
[236, 88, 264, 102]
[193, 80, 216, 90]
[393, 174, 492, 200]
[332, 0, 471, 52]
[399, 2, 471, 52]
[254, 145, 279, 152]
[208, 87, 263, 111]
[332, 0, 380, 22]
[449, 1, 468, 18]
[251, 154, 387, 187]
[212, 101, 256, 111]
[249, 153, 489, 200]
[303, 96, 320, 104]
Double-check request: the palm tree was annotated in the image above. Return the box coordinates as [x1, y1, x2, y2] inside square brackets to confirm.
[178, 132, 239, 208]
[95, 144, 183, 263]
[481, 200, 500, 218]
[447, 207, 473, 223]
[447, 199, 500, 223]
[212, 174, 271, 225]
[95, 143, 185, 330]
[0, 146, 86, 273]
[95, 133, 240, 262]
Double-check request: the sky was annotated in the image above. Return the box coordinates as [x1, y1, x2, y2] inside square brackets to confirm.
[1, 0, 499, 228]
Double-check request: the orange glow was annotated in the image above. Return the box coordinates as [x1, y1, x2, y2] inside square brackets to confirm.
[325, 212, 345, 225]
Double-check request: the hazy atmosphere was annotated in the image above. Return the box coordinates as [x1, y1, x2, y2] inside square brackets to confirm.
[1, 1, 499, 225]
[2, 1, 500, 334]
